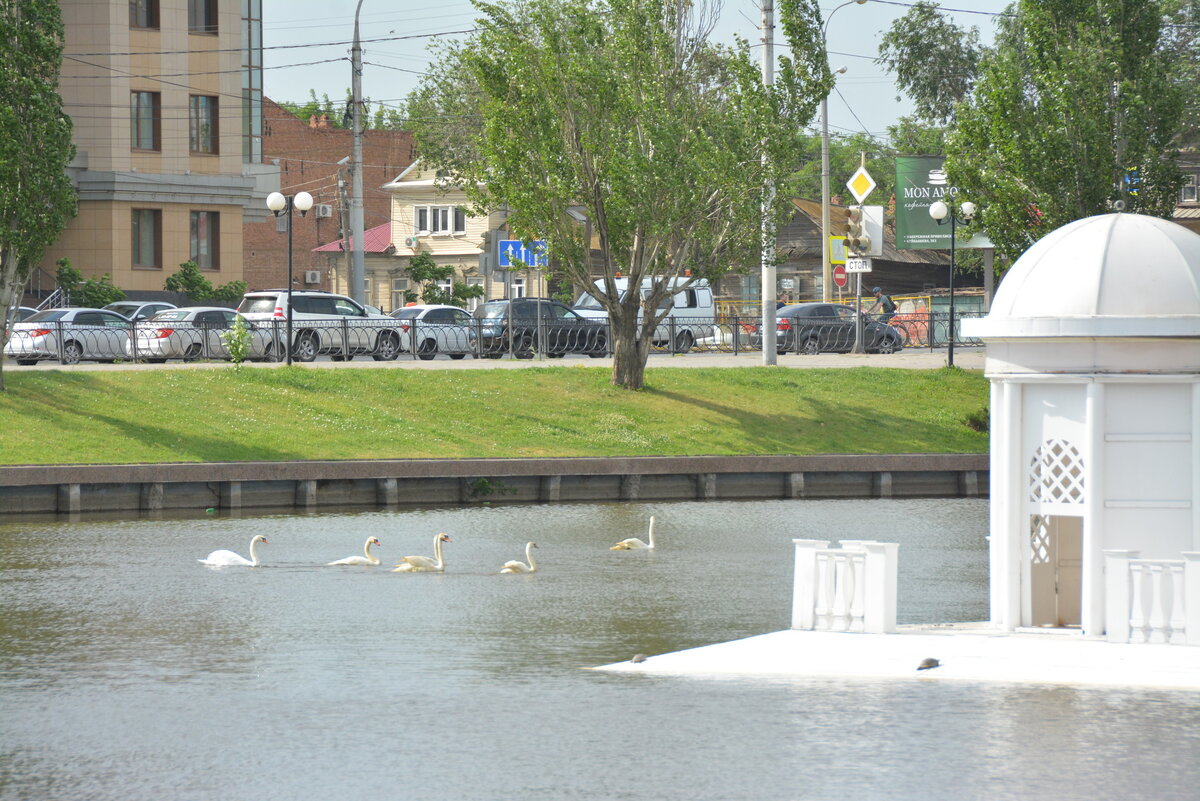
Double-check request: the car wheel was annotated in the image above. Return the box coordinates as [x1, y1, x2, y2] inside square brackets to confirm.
[514, 335, 535, 360]
[449, 353, 467, 360]
[546, 352, 565, 359]
[184, 343, 203, 359]
[292, 333, 318, 362]
[61, 341, 83, 365]
[588, 334, 608, 358]
[801, 337, 820, 356]
[417, 339, 437, 361]
[876, 335, 900, 355]
[674, 330, 693, 353]
[372, 332, 400, 361]
[16, 359, 37, 366]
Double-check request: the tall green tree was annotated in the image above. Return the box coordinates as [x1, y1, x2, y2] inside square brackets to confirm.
[0, 0, 77, 389]
[407, 0, 829, 389]
[946, 0, 1186, 261]
[877, 1, 983, 126]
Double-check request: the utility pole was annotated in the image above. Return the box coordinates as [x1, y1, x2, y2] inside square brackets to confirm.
[338, 163, 351, 297]
[760, 0, 777, 365]
[349, 0, 366, 304]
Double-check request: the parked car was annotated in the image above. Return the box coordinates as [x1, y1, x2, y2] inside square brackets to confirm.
[127, 307, 272, 362]
[12, 306, 38, 322]
[236, 289, 401, 361]
[4, 307, 132, 365]
[103, 300, 178, 321]
[572, 277, 714, 352]
[389, 304, 474, 360]
[472, 298, 608, 359]
[754, 302, 904, 355]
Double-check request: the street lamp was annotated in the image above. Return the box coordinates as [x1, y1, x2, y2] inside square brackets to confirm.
[820, 0, 866, 301]
[928, 198, 977, 368]
[266, 190, 314, 366]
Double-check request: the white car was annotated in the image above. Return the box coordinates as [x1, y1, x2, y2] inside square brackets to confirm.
[236, 289, 401, 361]
[4, 308, 132, 365]
[104, 300, 178, 321]
[127, 307, 272, 362]
[389, 304, 474, 360]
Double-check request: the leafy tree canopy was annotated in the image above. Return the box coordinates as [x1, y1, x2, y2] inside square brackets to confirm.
[56, 259, 125, 308]
[406, 0, 829, 388]
[946, 0, 1187, 261]
[164, 261, 247, 303]
[406, 251, 486, 306]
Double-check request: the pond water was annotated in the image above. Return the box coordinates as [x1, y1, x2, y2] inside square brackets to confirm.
[1, 498, 1198, 801]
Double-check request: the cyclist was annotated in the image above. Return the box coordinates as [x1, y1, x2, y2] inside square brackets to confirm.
[867, 286, 897, 324]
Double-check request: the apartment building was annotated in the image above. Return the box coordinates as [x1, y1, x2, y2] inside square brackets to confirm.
[40, 0, 277, 294]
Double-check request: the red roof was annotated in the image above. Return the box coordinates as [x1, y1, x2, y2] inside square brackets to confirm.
[312, 223, 393, 253]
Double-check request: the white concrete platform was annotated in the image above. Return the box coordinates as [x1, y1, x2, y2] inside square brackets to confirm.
[593, 624, 1200, 690]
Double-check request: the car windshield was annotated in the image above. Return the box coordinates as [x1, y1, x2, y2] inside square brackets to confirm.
[104, 303, 140, 316]
[391, 308, 421, 320]
[238, 296, 277, 314]
[149, 310, 191, 322]
[573, 292, 604, 309]
[24, 310, 68, 322]
[475, 302, 509, 319]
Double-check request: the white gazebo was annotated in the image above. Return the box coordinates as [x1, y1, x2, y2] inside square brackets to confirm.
[962, 213, 1200, 642]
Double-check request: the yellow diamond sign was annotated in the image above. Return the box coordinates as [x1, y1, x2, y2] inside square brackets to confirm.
[846, 166, 876, 203]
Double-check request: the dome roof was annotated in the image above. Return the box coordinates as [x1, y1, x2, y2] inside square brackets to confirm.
[967, 213, 1200, 338]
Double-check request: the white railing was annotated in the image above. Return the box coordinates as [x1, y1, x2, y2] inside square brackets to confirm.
[1104, 551, 1200, 645]
[792, 539, 898, 634]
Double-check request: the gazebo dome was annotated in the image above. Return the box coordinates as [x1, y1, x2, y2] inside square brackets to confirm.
[968, 213, 1200, 339]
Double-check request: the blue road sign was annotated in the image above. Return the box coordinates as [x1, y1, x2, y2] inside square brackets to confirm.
[498, 239, 548, 268]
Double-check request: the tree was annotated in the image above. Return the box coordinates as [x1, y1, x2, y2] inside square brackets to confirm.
[164, 260, 247, 304]
[55, 259, 125, 308]
[946, 0, 1187, 261]
[877, 1, 983, 126]
[406, 251, 486, 306]
[407, 0, 829, 389]
[0, 0, 77, 390]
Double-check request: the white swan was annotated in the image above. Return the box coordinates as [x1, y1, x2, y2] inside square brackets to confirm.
[328, 536, 382, 566]
[393, 532, 452, 572]
[500, 541, 538, 573]
[611, 516, 656, 550]
[200, 534, 268, 567]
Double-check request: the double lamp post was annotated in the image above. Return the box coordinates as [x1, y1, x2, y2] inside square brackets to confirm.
[266, 190, 313, 366]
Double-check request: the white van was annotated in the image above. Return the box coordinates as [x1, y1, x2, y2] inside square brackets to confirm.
[572, 277, 715, 352]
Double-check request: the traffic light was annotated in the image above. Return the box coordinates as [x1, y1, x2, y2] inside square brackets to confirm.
[846, 206, 871, 255]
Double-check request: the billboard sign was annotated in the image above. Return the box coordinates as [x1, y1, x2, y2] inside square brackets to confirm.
[895, 156, 992, 250]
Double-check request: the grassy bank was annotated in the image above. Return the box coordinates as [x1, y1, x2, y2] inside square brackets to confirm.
[0, 366, 989, 465]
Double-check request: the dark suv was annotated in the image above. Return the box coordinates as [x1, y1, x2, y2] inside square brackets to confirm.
[472, 298, 608, 359]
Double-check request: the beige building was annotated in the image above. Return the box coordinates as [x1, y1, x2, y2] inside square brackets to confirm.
[375, 163, 547, 311]
[40, 0, 276, 294]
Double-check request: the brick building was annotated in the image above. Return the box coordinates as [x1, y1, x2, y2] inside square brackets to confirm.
[242, 98, 413, 295]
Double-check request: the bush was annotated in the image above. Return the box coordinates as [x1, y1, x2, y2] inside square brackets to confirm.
[56, 258, 125, 308]
[164, 261, 247, 304]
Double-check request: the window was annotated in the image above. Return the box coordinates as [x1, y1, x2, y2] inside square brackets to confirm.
[437, 278, 453, 301]
[189, 0, 217, 33]
[190, 211, 220, 269]
[466, 277, 484, 311]
[131, 92, 160, 150]
[510, 276, 526, 298]
[189, 96, 218, 154]
[130, 0, 158, 28]
[414, 205, 467, 235]
[132, 209, 162, 268]
[1182, 174, 1198, 204]
[391, 277, 409, 311]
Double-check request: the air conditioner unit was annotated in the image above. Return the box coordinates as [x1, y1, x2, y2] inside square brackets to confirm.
[304, 270, 321, 284]
[314, 204, 333, 219]
[404, 236, 419, 248]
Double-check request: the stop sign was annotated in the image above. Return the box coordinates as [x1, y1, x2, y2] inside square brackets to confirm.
[833, 264, 848, 288]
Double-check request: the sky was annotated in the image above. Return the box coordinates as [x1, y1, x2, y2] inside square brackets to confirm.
[262, 0, 1013, 140]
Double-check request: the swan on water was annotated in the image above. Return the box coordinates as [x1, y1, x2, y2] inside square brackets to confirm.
[328, 536, 382, 566]
[393, 532, 452, 572]
[200, 534, 268, 567]
[611, 516, 656, 550]
[500, 541, 538, 573]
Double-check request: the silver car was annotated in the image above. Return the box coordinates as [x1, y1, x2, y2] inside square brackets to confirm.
[104, 300, 178, 321]
[5, 308, 132, 365]
[389, 304, 474, 359]
[127, 307, 272, 362]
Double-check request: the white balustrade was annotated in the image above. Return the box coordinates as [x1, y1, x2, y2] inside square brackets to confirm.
[1104, 550, 1200, 645]
[792, 539, 898, 634]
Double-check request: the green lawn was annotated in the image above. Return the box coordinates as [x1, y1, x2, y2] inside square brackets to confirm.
[0, 366, 989, 465]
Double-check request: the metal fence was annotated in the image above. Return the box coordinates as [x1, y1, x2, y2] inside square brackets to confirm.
[4, 312, 987, 366]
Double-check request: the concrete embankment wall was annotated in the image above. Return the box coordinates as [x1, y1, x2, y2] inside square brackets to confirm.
[0, 455, 988, 516]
